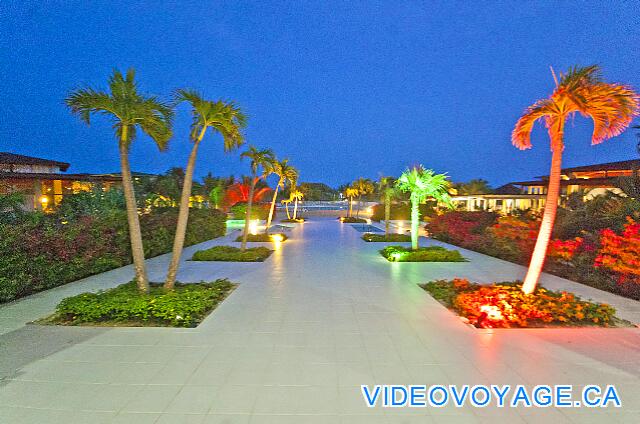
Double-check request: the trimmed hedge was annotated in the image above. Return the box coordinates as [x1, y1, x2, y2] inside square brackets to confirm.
[340, 217, 367, 223]
[362, 233, 411, 242]
[0, 208, 226, 303]
[192, 245, 273, 262]
[235, 233, 288, 242]
[43, 279, 236, 327]
[380, 245, 466, 262]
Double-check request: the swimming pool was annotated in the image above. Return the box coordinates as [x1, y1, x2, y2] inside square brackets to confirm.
[351, 224, 384, 233]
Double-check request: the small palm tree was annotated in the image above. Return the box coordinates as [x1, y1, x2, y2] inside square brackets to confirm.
[378, 176, 396, 235]
[513, 65, 639, 294]
[352, 177, 375, 218]
[344, 186, 359, 217]
[396, 166, 452, 250]
[290, 189, 304, 219]
[66, 68, 173, 293]
[281, 198, 292, 219]
[165, 89, 246, 289]
[240, 146, 275, 250]
[265, 158, 298, 232]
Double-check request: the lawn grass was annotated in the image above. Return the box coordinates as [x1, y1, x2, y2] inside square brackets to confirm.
[39, 280, 236, 328]
[380, 245, 466, 262]
[235, 233, 288, 242]
[192, 245, 273, 262]
[420, 278, 629, 328]
[362, 233, 411, 242]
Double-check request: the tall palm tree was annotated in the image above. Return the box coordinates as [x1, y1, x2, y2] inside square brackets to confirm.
[513, 65, 639, 294]
[66, 69, 173, 293]
[344, 186, 359, 217]
[396, 166, 452, 250]
[281, 198, 292, 219]
[265, 158, 298, 233]
[378, 176, 396, 235]
[352, 177, 375, 218]
[240, 146, 275, 250]
[290, 189, 304, 219]
[165, 90, 246, 289]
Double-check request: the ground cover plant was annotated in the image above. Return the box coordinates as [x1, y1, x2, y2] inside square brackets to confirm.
[41, 279, 236, 328]
[380, 245, 465, 262]
[362, 233, 411, 242]
[235, 233, 288, 242]
[281, 218, 305, 223]
[192, 245, 273, 262]
[421, 278, 624, 328]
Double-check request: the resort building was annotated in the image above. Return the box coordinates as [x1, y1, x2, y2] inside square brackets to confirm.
[0, 152, 121, 211]
[451, 159, 639, 214]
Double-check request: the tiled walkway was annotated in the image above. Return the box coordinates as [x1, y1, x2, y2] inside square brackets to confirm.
[1, 218, 639, 423]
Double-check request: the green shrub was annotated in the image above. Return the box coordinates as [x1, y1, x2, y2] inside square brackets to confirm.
[192, 245, 273, 262]
[235, 233, 288, 242]
[421, 278, 623, 328]
[44, 280, 236, 327]
[380, 245, 466, 262]
[362, 233, 411, 242]
[230, 203, 270, 220]
[0, 208, 226, 303]
[281, 218, 305, 223]
[341, 217, 367, 223]
[371, 202, 436, 222]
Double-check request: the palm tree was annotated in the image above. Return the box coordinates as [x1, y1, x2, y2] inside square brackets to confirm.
[290, 189, 304, 220]
[352, 178, 375, 218]
[396, 166, 452, 250]
[513, 65, 639, 294]
[65, 69, 173, 293]
[378, 176, 396, 235]
[281, 198, 292, 219]
[165, 90, 246, 289]
[344, 186, 359, 217]
[265, 158, 298, 233]
[240, 146, 275, 250]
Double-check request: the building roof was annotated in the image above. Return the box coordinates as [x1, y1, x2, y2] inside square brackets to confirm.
[535, 159, 640, 178]
[0, 172, 121, 182]
[493, 183, 522, 195]
[511, 177, 622, 188]
[0, 152, 70, 171]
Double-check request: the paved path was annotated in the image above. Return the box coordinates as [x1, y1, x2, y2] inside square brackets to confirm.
[1, 218, 639, 423]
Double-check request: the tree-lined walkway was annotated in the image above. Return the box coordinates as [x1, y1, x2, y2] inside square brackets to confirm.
[1, 218, 639, 423]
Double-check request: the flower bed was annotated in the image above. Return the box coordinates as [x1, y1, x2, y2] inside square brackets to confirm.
[40, 280, 236, 328]
[380, 245, 466, 262]
[421, 278, 625, 328]
[192, 245, 272, 262]
[362, 233, 411, 242]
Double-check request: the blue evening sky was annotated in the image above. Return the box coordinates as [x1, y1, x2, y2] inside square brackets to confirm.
[1, 1, 639, 188]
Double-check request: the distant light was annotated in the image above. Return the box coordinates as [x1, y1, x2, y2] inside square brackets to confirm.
[39, 195, 49, 204]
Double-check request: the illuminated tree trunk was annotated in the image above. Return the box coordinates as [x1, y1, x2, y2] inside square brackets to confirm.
[119, 128, 149, 293]
[265, 180, 281, 234]
[241, 175, 257, 251]
[410, 195, 420, 250]
[522, 133, 564, 294]
[284, 201, 291, 219]
[348, 197, 353, 217]
[293, 197, 299, 219]
[384, 192, 391, 236]
[165, 130, 204, 289]
[355, 196, 361, 218]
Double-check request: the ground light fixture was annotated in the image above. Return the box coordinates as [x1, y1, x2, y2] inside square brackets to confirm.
[270, 234, 284, 242]
[249, 219, 259, 235]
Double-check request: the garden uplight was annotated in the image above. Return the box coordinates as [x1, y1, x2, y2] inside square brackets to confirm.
[391, 252, 403, 261]
[249, 220, 259, 235]
[270, 234, 284, 242]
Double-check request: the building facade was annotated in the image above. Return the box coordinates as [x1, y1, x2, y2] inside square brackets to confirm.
[451, 159, 639, 214]
[0, 152, 121, 211]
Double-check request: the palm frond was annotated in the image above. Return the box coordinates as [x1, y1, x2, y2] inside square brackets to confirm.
[511, 99, 554, 150]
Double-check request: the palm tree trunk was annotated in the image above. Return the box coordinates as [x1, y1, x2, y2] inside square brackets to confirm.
[285, 201, 291, 219]
[265, 180, 281, 234]
[356, 196, 361, 218]
[241, 174, 257, 251]
[119, 131, 149, 293]
[521, 136, 564, 294]
[384, 192, 391, 236]
[293, 198, 299, 219]
[348, 197, 353, 217]
[411, 196, 419, 250]
[165, 132, 204, 289]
